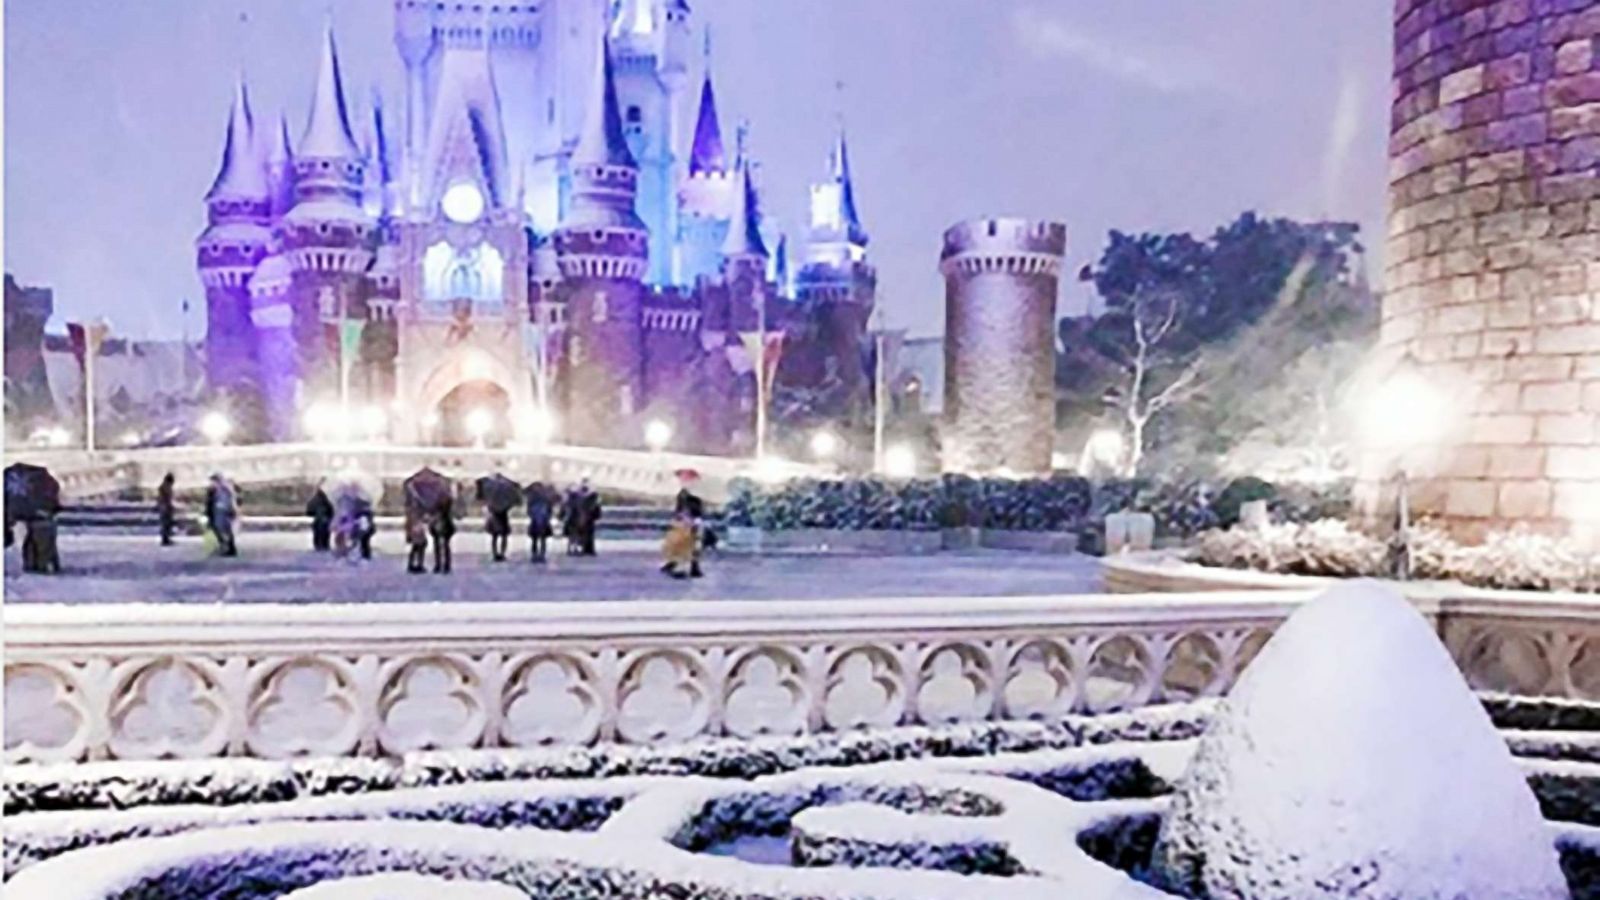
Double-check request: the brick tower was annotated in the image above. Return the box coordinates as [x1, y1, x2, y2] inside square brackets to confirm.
[1364, 0, 1600, 548]
[554, 42, 649, 447]
[939, 218, 1067, 477]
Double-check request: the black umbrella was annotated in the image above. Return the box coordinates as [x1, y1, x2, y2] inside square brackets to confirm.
[476, 474, 521, 514]
[404, 467, 453, 515]
[5, 463, 61, 524]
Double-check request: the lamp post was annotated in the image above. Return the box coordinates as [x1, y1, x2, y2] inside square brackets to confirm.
[466, 408, 492, 449]
[200, 412, 233, 446]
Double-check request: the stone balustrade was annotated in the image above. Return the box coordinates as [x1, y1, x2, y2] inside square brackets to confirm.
[3, 593, 1306, 765]
[9, 589, 1592, 767]
[7, 442, 796, 503]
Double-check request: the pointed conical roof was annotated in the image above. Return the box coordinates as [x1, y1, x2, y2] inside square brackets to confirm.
[420, 45, 510, 209]
[688, 74, 726, 176]
[722, 159, 767, 259]
[301, 20, 362, 160]
[207, 76, 268, 201]
[269, 112, 294, 163]
[370, 86, 395, 186]
[572, 40, 636, 170]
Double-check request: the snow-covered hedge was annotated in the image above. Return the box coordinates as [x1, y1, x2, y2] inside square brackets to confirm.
[720, 475, 1347, 539]
[5, 708, 1213, 816]
[1195, 521, 1600, 592]
[791, 803, 1023, 876]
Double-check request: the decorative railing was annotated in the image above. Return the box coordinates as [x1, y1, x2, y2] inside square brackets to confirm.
[3, 592, 1309, 765]
[6, 443, 803, 503]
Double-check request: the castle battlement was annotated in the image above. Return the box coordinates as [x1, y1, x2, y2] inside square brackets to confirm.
[941, 218, 1067, 260]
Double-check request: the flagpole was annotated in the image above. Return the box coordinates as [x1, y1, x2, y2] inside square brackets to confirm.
[872, 307, 886, 474]
[85, 340, 97, 453]
[756, 289, 767, 461]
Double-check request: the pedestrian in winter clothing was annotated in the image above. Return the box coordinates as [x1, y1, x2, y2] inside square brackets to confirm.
[578, 480, 602, 556]
[660, 512, 696, 578]
[672, 483, 707, 578]
[431, 496, 456, 574]
[204, 473, 239, 557]
[305, 487, 334, 552]
[156, 472, 178, 547]
[525, 481, 555, 563]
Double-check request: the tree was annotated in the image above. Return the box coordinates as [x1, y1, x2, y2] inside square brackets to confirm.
[1090, 287, 1206, 476]
[1061, 211, 1375, 477]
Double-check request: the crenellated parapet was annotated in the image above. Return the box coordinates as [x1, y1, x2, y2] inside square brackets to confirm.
[941, 217, 1067, 477]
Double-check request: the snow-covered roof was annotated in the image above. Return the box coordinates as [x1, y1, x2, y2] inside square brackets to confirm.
[688, 75, 726, 176]
[420, 46, 510, 210]
[200, 221, 273, 246]
[282, 197, 374, 228]
[206, 79, 269, 202]
[249, 253, 292, 290]
[721, 159, 767, 259]
[570, 41, 636, 171]
[300, 22, 362, 160]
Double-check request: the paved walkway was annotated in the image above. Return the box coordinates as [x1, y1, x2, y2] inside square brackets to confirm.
[4, 531, 1105, 604]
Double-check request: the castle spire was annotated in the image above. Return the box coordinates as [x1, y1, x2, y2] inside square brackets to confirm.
[369, 85, 395, 187]
[687, 37, 725, 176]
[572, 39, 636, 170]
[301, 18, 362, 160]
[267, 112, 297, 216]
[722, 156, 767, 260]
[207, 74, 268, 201]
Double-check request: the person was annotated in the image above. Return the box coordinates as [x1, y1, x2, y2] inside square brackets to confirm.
[305, 486, 334, 552]
[156, 473, 178, 547]
[660, 512, 696, 579]
[21, 516, 60, 574]
[352, 496, 376, 561]
[404, 500, 429, 574]
[485, 498, 511, 563]
[431, 496, 456, 574]
[579, 479, 602, 556]
[562, 484, 584, 556]
[673, 482, 707, 578]
[204, 473, 239, 557]
[525, 481, 554, 563]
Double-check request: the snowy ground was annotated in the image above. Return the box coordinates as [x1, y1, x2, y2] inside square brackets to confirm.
[3, 531, 1104, 604]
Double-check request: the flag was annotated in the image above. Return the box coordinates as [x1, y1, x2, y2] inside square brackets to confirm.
[66, 320, 109, 371]
[738, 330, 786, 401]
[339, 319, 364, 367]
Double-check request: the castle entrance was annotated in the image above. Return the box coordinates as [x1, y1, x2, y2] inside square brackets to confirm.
[432, 380, 512, 448]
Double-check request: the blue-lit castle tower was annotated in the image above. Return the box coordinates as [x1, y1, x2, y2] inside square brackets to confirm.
[198, 0, 877, 451]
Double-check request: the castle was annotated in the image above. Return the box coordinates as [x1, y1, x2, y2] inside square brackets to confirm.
[197, 0, 876, 452]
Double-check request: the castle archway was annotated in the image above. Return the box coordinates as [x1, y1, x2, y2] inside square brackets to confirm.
[411, 348, 531, 447]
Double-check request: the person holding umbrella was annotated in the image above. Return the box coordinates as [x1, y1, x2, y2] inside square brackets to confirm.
[157, 472, 178, 547]
[672, 468, 707, 578]
[404, 467, 455, 575]
[476, 472, 519, 562]
[6, 462, 62, 573]
[524, 480, 556, 563]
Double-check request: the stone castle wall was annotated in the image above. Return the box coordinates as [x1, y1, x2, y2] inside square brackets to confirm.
[940, 218, 1066, 477]
[1371, 0, 1600, 548]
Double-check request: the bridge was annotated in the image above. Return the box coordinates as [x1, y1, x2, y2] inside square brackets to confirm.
[7, 443, 824, 504]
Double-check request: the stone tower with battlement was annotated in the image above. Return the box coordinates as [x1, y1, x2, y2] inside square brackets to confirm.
[1362, 0, 1600, 549]
[940, 218, 1066, 477]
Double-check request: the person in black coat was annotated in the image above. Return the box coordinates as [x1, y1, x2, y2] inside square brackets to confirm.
[156, 473, 178, 547]
[431, 496, 456, 574]
[305, 487, 334, 552]
[579, 480, 601, 556]
[525, 482, 555, 563]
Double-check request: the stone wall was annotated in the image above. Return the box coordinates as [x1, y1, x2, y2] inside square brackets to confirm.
[940, 218, 1067, 477]
[1371, 0, 1600, 549]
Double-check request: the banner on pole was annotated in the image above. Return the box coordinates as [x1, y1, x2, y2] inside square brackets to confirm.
[737, 330, 786, 400]
[65, 320, 109, 371]
[339, 319, 364, 368]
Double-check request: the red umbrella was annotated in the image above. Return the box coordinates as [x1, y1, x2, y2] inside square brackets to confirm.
[674, 468, 701, 483]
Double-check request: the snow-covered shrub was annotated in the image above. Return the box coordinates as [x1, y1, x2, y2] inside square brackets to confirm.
[1484, 694, 1600, 733]
[791, 803, 1024, 876]
[283, 873, 527, 900]
[1193, 520, 1600, 592]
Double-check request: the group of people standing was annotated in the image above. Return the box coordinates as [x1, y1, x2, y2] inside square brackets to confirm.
[148, 469, 713, 579]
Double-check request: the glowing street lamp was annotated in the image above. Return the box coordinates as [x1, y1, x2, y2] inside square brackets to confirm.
[200, 411, 233, 446]
[359, 405, 388, 440]
[521, 407, 557, 445]
[754, 454, 794, 484]
[1360, 369, 1446, 581]
[466, 408, 493, 448]
[1080, 428, 1127, 477]
[645, 419, 673, 453]
[883, 443, 917, 479]
[810, 429, 840, 461]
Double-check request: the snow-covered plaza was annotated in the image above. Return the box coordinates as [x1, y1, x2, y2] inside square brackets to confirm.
[3, 532, 1105, 604]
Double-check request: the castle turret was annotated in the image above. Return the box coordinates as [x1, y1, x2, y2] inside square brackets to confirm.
[197, 75, 272, 404]
[676, 45, 734, 285]
[939, 218, 1067, 477]
[609, 0, 680, 286]
[790, 128, 877, 419]
[279, 20, 377, 409]
[553, 41, 650, 446]
[266, 114, 297, 218]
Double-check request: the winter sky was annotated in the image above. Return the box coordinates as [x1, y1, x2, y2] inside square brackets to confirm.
[4, 1, 1391, 340]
